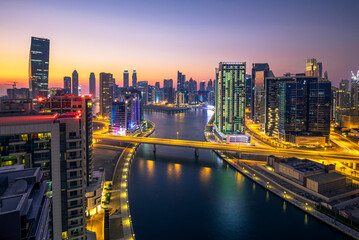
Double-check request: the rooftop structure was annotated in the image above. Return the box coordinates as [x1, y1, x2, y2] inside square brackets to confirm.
[267, 156, 359, 202]
[0, 165, 50, 240]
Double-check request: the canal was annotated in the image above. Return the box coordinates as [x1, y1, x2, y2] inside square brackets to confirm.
[128, 109, 350, 240]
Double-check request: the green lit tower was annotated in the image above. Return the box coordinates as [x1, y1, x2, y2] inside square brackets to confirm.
[214, 62, 247, 142]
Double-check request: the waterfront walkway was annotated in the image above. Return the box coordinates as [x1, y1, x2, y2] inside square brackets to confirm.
[108, 122, 155, 240]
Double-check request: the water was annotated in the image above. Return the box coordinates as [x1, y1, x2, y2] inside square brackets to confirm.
[128, 109, 350, 240]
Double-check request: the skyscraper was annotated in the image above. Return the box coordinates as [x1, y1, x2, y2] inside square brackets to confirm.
[317, 62, 323, 78]
[72, 70, 79, 96]
[29, 37, 50, 98]
[132, 68, 137, 88]
[89, 72, 96, 97]
[100, 72, 114, 117]
[207, 79, 213, 91]
[245, 74, 252, 119]
[305, 58, 318, 77]
[265, 76, 331, 143]
[252, 63, 274, 124]
[214, 62, 247, 139]
[340, 79, 349, 92]
[177, 71, 186, 91]
[0, 112, 89, 239]
[199, 80, 206, 91]
[110, 90, 142, 135]
[123, 69, 129, 89]
[163, 79, 174, 103]
[64, 76, 71, 94]
[137, 81, 148, 104]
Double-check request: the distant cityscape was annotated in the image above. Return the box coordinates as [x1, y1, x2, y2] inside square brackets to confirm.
[1, 33, 359, 240]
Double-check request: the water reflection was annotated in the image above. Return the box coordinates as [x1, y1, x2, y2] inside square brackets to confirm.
[167, 163, 182, 180]
[174, 164, 181, 180]
[147, 160, 155, 179]
[304, 214, 308, 225]
[234, 172, 244, 188]
[138, 159, 144, 174]
[283, 201, 287, 212]
[266, 191, 269, 201]
[199, 167, 211, 185]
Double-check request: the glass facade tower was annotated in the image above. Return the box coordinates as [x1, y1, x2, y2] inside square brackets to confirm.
[100, 72, 114, 117]
[123, 69, 129, 89]
[89, 72, 96, 97]
[29, 37, 50, 98]
[214, 62, 246, 134]
[72, 70, 79, 96]
[132, 68, 137, 88]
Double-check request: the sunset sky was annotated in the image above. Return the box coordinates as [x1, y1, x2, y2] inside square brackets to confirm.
[0, 0, 359, 95]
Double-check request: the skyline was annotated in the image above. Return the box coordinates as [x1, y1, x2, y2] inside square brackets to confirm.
[1, 0, 359, 96]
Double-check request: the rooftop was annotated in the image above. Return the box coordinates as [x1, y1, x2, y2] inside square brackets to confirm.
[0, 112, 58, 126]
[307, 172, 345, 183]
[86, 169, 105, 193]
[280, 157, 325, 173]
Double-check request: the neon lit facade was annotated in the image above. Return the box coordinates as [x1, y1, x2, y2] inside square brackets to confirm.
[214, 62, 246, 135]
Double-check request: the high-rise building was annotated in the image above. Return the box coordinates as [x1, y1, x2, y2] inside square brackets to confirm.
[163, 79, 174, 103]
[110, 90, 142, 135]
[72, 70, 79, 96]
[163, 79, 173, 89]
[245, 74, 252, 119]
[29, 37, 50, 98]
[148, 85, 156, 103]
[0, 112, 89, 239]
[317, 62, 323, 78]
[305, 58, 318, 77]
[100, 72, 114, 117]
[137, 81, 149, 105]
[132, 68, 137, 88]
[177, 71, 186, 91]
[214, 62, 246, 138]
[39, 94, 94, 183]
[123, 69, 129, 89]
[324, 71, 329, 81]
[89, 72, 96, 97]
[7, 88, 30, 99]
[252, 63, 274, 125]
[340, 79, 349, 92]
[64, 76, 71, 94]
[207, 79, 213, 91]
[265, 76, 331, 143]
[199, 80, 206, 91]
[155, 82, 160, 88]
[175, 92, 185, 106]
[0, 165, 50, 240]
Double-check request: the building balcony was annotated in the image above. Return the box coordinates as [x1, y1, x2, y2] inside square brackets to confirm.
[67, 223, 84, 231]
[8, 141, 26, 145]
[67, 204, 84, 211]
[34, 149, 50, 154]
[67, 165, 82, 171]
[67, 195, 83, 201]
[66, 156, 82, 162]
[34, 138, 50, 143]
[67, 136, 81, 142]
[33, 157, 50, 163]
[68, 184, 83, 191]
[66, 147, 82, 152]
[67, 175, 82, 181]
[9, 151, 27, 156]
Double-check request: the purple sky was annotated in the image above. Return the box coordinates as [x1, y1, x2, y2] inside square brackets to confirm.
[0, 0, 358, 94]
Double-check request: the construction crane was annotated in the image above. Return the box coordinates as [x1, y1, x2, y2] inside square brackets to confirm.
[4, 81, 18, 89]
